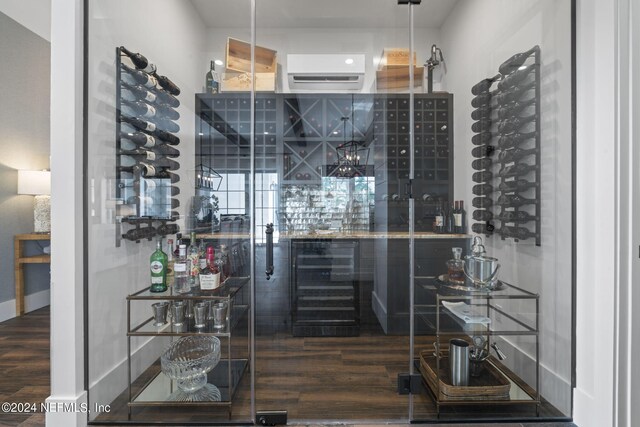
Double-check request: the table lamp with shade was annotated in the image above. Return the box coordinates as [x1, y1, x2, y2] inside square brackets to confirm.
[17, 170, 51, 233]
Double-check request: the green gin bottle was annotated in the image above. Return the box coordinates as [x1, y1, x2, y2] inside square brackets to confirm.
[150, 239, 168, 292]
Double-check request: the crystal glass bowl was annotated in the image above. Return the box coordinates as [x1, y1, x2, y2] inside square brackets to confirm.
[160, 336, 222, 402]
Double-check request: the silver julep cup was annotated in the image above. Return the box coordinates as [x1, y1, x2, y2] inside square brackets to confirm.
[449, 339, 470, 386]
[170, 301, 186, 326]
[151, 302, 169, 326]
[212, 302, 228, 330]
[194, 302, 208, 329]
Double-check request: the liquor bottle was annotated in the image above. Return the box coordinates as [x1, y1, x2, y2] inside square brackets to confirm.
[471, 75, 500, 95]
[471, 145, 495, 158]
[120, 153, 180, 171]
[122, 225, 156, 241]
[471, 118, 492, 133]
[453, 201, 463, 234]
[187, 232, 200, 288]
[446, 247, 465, 285]
[198, 240, 207, 271]
[498, 114, 536, 134]
[472, 183, 494, 195]
[471, 92, 492, 108]
[498, 46, 538, 76]
[121, 82, 157, 104]
[472, 196, 493, 209]
[173, 244, 190, 294]
[149, 239, 168, 292]
[471, 131, 493, 146]
[498, 163, 536, 177]
[205, 61, 220, 94]
[151, 71, 181, 96]
[498, 179, 537, 192]
[119, 145, 180, 159]
[472, 223, 495, 234]
[120, 62, 158, 90]
[447, 202, 455, 233]
[498, 210, 536, 222]
[497, 131, 536, 149]
[472, 158, 492, 171]
[173, 234, 181, 259]
[459, 200, 467, 233]
[472, 171, 493, 183]
[434, 201, 444, 233]
[473, 209, 493, 221]
[471, 107, 491, 121]
[494, 81, 536, 105]
[497, 98, 536, 120]
[120, 46, 156, 73]
[199, 247, 221, 291]
[120, 115, 180, 145]
[166, 238, 174, 286]
[497, 63, 536, 91]
[498, 147, 537, 163]
[497, 194, 537, 207]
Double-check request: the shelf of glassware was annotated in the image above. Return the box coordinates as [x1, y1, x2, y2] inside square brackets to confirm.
[414, 278, 540, 414]
[125, 276, 250, 416]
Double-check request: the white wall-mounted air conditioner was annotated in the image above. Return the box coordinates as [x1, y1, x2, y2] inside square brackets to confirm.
[287, 54, 366, 90]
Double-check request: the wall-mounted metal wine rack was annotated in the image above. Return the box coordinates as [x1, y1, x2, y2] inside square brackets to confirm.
[470, 45, 541, 246]
[115, 47, 181, 246]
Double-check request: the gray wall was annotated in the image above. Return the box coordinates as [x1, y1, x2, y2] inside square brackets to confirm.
[0, 12, 51, 304]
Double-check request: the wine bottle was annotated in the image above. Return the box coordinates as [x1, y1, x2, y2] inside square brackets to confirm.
[120, 46, 156, 73]
[121, 115, 180, 145]
[471, 131, 492, 146]
[205, 61, 220, 94]
[121, 99, 157, 119]
[132, 179, 180, 196]
[120, 154, 180, 171]
[120, 62, 158, 90]
[122, 225, 156, 241]
[471, 118, 492, 133]
[499, 225, 536, 240]
[155, 89, 180, 108]
[155, 168, 180, 184]
[157, 223, 179, 236]
[120, 143, 179, 158]
[498, 147, 537, 163]
[151, 71, 180, 96]
[155, 103, 180, 121]
[498, 46, 538, 76]
[471, 92, 492, 108]
[121, 82, 157, 104]
[497, 63, 536, 91]
[497, 194, 537, 207]
[472, 223, 495, 234]
[471, 74, 500, 95]
[473, 209, 493, 221]
[434, 201, 444, 233]
[472, 171, 493, 183]
[153, 117, 180, 134]
[472, 183, 494, 195]
[447, 202, 455, 233]
[471, 107, 491, 121]
[494, 81, 536, 105]
[498, 179, 537, 192]
[472, 158, 492, 171]
[459, 200, 467, 234]
[118, 163, 158, 178]
[498, 162, 536, 177]
[471, 145, 495, 158]
[498, 114, 536, 134]
[497, 131, 536, 149]
[497, 98, 536, 120]
[498, 210, 536, 222]
[472, 196, 493, 209]
[127, 195, 153, 205]
[121, 130, 157, 148]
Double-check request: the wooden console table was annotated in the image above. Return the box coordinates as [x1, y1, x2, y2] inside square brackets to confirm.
[14, 233, 51, 316]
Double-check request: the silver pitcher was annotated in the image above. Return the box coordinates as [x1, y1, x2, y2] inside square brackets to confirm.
[464, 236, 500, 289]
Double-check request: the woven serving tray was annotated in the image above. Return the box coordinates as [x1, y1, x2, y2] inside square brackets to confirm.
[419, 350, 511, 401]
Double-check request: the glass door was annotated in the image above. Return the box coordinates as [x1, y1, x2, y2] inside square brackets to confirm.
[252, 0, 417, 422]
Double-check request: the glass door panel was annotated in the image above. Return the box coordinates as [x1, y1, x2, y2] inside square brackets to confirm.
[253, 0, 415, 422]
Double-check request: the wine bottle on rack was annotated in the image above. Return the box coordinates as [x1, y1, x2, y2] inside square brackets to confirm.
[151, 71, 180, 96]
[498, 179, 537, 192]
[127, 195, 180, 209]
[498, 147, 537, 163]
[472, 196, 493, 209]
[121, 82, 157, 104]
[120, 130, 157, 149]
[471, 92, 492, 108]
[122, 225, 156, 241]
[471, 107, 491, 121]
[472, 158, 492, 171]
[497, 98, 536, 120]
[120, 46, 156, 73]
[498, 162, 536, 177]
[434, 201, 444, 233]
[153, 117, 180, 134]
[497, 131, 536, 149]
[120, 62, 158, 90]
[473, 209, 493, 221]
[472, 171, 493, 183]
[119, 144, 180, 158]
[472, 183, 494, 195]
[157, 223, 179, 236]
[496, 194, 537, 206]
[497, 64, 536, 91]
[498, 210, 536, 222]
[121, 99, 157, 119]
[471, 118, 492, 133]
[120, 154, 180, 171]
[498, 114, 536, 134]
[471, 131, 492, 146]
[132, 180, 180, 196]
[471, 74, 501, 95]
[500, 225, 536, 240]
[155, 89, 180, 108]
[118, 164, 180, 183]
[120, 116, 180, 145]
[471, 145, 495, 158]
[472, 223, 495, 234]
[494, 81, 536, 105]
[498, 46, 538, 76]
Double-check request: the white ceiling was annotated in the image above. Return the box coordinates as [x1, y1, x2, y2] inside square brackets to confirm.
[191, 0, 459, 29]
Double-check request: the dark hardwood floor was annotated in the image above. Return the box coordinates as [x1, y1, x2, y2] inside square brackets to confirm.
[0, 306, 49, 427]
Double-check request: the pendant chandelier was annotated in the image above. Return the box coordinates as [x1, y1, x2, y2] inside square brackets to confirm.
[331, 96, 370, 178]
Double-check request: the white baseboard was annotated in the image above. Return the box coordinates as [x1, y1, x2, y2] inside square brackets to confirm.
[45, 391, 88, 427]
[0, 289, 50, 322]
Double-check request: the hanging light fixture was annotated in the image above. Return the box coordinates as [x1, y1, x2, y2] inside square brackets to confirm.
[195, 163, 222, 191]
[330, 95, 370, 178]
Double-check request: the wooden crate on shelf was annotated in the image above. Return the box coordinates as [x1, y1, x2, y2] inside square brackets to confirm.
[220, 71, 276, 92]
[376, 67, 424, 90]
[223, 37, 277, 92]
[378, 48, 417, 69]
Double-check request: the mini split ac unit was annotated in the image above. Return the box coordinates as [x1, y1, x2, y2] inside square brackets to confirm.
[287, 54, 366, 90]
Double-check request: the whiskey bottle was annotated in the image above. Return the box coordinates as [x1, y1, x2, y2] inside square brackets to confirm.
[149, 239, 168, 292]
[199, 247, 221, 291]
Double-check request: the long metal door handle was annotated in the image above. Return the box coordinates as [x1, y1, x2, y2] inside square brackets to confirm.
[265, 223, 274, 280]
